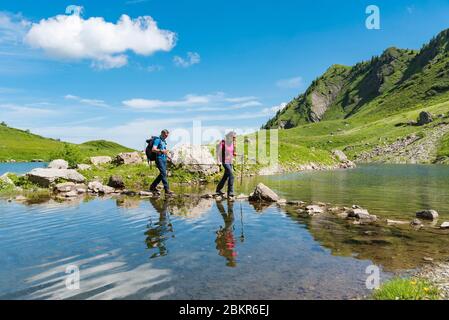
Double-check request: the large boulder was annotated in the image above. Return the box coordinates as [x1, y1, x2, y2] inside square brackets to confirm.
[249, 183, 280, 202]
[332, 150, 349, 162]
[108, 175, 125, 189]
[417, 111, 433, 126]
[114, 152, 143, 165]
[90, 156, 112, 166]
[416, 210, 439, 220]
[170, 144, 219, 176]
[27, 168, 85, 187]
[48, 159, 69, 169]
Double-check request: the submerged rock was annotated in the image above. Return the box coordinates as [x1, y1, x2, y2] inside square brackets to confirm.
[277, 199, 287, 205]
[410, 218, 424, 229]
[387, 219, 409, 226]
[416, 210, 439, 220]
[305, 205, 324, 215]
[236, 194, 249, 200]
[248, 183, 280, 202]
[48, 159, 69, 170]
[440, 222, 449, 229]
[287, 200, 302, 206]
[346, 207, 377, 224]
[15, 195, 27, 201]
[90, 156, 112, 166]
[27, 168, 85, 187]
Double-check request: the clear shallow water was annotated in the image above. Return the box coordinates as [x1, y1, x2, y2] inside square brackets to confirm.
[251, 164, 449, 220]
[0, 197, 375, 300]
[0, 162, 47, 175]
[1, 164, 449, 300]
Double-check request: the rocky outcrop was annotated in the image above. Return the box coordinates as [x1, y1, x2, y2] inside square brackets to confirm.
[309, 83, 343, 122]
[114, 152, 143, 165]
[249, 183, 280, 202]
[170, 145, 219, 176]
[48, 159, 69, 169]
[332, 150, 355, 168]
[27, 168, 85, 187]
[417, 111, 433, 126]
[90, 156, 112, 166]
[416, 210, 439, 220]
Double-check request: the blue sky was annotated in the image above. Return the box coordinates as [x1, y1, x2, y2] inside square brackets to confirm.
[1, 0, 449, 149]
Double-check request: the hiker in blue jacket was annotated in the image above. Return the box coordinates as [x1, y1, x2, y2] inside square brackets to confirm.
[150, 129, 174, 196]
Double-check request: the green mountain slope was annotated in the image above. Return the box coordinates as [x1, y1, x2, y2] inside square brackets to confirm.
[0, 124, 134, 162]
[261, 28, 449, 165]
[265, 29, 449, 129]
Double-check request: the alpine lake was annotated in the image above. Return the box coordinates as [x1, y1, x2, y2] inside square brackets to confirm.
[1, 163, 449, 299]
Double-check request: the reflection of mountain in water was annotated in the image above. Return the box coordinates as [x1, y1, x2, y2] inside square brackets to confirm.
[282, 206, 449, 271]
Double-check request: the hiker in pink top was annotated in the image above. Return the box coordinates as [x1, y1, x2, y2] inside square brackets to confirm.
[216, 131, 237, 197]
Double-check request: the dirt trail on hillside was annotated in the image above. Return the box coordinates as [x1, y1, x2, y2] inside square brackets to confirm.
[355, 123, 449, 164]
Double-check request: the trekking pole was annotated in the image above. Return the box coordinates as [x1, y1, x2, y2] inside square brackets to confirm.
[240, 154, 244, 186]
[240, 201, 245, 242]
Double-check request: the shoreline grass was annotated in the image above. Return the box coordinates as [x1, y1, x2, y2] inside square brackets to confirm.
[372, 277, 440, 300]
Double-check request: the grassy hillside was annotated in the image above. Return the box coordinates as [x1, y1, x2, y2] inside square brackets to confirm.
[0, 124, 134, 162]
[265, 29, 449, 129]
[261, 28, 449, 165]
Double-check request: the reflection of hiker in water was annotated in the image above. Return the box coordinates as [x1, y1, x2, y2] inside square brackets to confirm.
[145, 198, 174, 259]
[215, 200, 237, 267]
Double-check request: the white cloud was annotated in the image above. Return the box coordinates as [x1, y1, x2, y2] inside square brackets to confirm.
[262, 102, 287, 115]
[122, 92, 262, 111]
[30, 113, 269, 149]
[123, 94, 211, 109]
[276, 76, 303, 89]
[173, 52, 200, 68]
[224, 96, 257, 103]
[25, 13, 176, 69]
[0, 12, 30, 45]
[65, 94, 108, 107]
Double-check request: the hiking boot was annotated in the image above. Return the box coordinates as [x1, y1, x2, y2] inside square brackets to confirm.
[149, 187, 160, 195]
[215, 190, 225, 196]
[165, 190, 175, 196]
